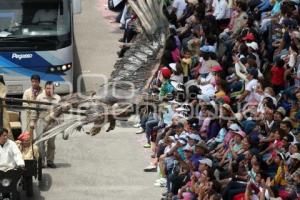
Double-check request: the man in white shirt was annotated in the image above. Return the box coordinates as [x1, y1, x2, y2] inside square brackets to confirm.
[238, 67, 258, 103]
[171, 0, 187, 20]
[0, 128, 25, 172]
[213, 0, 231, 20]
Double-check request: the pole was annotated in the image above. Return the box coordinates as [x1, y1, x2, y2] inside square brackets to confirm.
[0, 97, 54, 106]
[1, 104, 87, 116]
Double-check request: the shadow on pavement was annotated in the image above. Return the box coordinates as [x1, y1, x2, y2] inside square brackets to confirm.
[55, 163, 71, 168]
[39, 173, 52, 192]
[20, 180, 45, 200]
[110, 27, 123, 34]
[116, 120, 131, 128]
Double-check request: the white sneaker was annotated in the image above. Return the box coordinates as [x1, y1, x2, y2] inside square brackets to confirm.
[155, 178, 162, 183]
[133, 123, 141, 128]
[160, 182, 167, 187]
[160, 178, 167, 184]
[153, 181, 167, 187]
[155, 178, 166, 183]
[144, 165, 157, 172]
[154, 182, 161, 186]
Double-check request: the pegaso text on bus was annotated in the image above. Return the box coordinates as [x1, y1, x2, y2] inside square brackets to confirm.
[11, 53, 33, 60]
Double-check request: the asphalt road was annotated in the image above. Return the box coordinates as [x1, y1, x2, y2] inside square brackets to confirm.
[22, 0, 163, 200]
[73, 0, 122, 92]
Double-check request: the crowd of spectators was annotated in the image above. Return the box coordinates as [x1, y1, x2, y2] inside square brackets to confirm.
[116, 0, 300, 199]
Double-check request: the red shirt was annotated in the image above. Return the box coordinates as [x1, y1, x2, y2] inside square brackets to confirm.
[171, 48, 180, 63]
[271, 66, 285, 86]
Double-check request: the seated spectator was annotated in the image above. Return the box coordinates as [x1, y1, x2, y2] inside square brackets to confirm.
[271, 58, 286, 94]
[170, 63, 184, 84]
[15, 131, 39, 160]
[132, 0, 300, 199]
[0, 128, 25, 171]
[171, 0, 187, 22]
[159, 67, 175, 100]
[238, 67, 259, 103]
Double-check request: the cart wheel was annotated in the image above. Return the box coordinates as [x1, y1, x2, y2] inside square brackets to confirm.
[25, 176, 33, 197]
[38, 158, 43, 181]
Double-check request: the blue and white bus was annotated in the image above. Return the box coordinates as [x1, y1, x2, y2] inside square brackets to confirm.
[0, 0, 81, 95]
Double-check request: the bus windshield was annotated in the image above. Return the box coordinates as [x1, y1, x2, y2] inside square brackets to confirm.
[0, 0, 71, 39]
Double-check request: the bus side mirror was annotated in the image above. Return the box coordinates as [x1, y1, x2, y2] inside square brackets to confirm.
[72, 0, 82, 14]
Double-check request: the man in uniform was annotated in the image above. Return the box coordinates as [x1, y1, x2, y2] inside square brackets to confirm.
[30, 81, 60, 168]
[21, 75, 43, 132]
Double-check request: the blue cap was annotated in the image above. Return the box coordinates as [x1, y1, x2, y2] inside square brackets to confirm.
[247, 67, 258, 78]
[200, 45, 216, 53]
[282, 19, 297, 29]
[241, 120, 256, 134]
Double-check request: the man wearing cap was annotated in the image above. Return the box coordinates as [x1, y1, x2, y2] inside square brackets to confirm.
[196, 141, 208, 155]
[290, 153, 300, 162]
[220, 130, 245, 165]
[238, 67, 259, 103]
[162, 137, 187, 173]
[187, 133, 201, 147]
[185, 24, 205, 52]
[246, 42, 261, 68]
[220, 104, 234, 118]
[188, 141, 208, 171]
[167, 141, 192, 196]
[259, 108, 284, 144]
[144, 121, 183, 172]
[198, 158, 213, 170]
[280, 120, 298, 143]
[159, 67, 174, 100]
[197, 94, 211, 104]
[266, 107, 285, 131]
[210, 123, 241, 158]
[281, 152, 300, 198]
